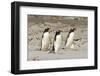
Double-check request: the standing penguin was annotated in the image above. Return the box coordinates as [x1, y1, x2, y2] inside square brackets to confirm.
[41, 28, 50, 51]
[65, 27, 76, 48]
[50, 30, 62, 53]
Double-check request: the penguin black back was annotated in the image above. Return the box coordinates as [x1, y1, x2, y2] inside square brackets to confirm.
[43, 28, 49, 33]
[65, 28, 76, 45]
[42, 28, 50, 38]
[41, 28, 50, 51]
[54, 30, 61, 41]
[52, 30, 61, 52]
[69, 28, 76, 34]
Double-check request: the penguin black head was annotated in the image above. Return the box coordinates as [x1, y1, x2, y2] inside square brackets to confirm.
[54, 30, 61, 43]
[44, 28, 49, 33]
[56, 30, 61, 35]
[69, 28, 76, 33]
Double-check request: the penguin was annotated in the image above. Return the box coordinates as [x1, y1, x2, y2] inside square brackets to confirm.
[50, 30, 62, 53]
[41, 28, 50, 51]
[64, 27, 76, 48]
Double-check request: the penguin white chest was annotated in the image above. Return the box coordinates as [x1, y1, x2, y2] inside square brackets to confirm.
[66, 32, 75, 47]
[54, 35, 62, 52]
[42, 32, 50, 50]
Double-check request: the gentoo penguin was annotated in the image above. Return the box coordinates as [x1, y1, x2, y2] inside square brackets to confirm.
[65, 27, 76, 48]
[50, 30, 62, 53]
[41, 28, 50, 51]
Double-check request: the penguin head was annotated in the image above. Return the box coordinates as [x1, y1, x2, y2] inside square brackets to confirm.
[70, 27, 76, 32]
[44, 28, 50, 32]
[56, 30, 61, 35]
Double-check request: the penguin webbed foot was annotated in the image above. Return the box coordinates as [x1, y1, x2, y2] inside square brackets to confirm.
[62, 47, 65, 49]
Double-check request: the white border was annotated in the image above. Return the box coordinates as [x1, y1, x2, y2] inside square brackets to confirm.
[20, 6, 94, 70]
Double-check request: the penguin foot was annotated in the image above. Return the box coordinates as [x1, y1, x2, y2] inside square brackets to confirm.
[62, 48, 65, 49]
